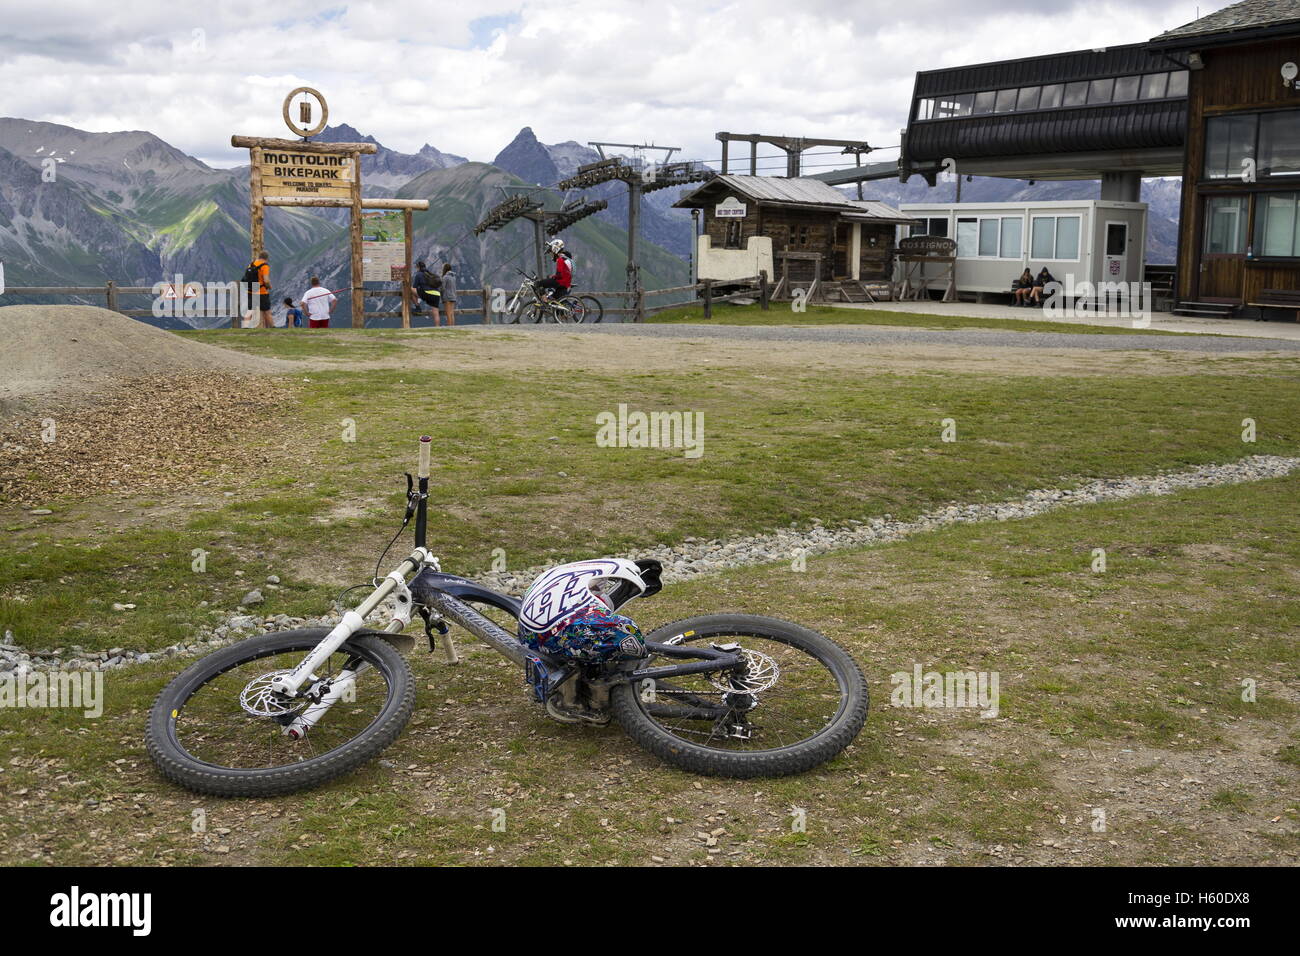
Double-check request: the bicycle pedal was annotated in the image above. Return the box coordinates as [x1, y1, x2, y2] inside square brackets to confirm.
[524, 654, 553, 704]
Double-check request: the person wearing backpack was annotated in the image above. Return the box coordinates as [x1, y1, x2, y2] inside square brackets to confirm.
[241, 252, 272, 328]
[412, 259, 442, 325]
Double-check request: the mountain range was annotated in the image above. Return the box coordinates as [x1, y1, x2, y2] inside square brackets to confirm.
[0, 118, 691, 327]
[0, 116, 1181, 328]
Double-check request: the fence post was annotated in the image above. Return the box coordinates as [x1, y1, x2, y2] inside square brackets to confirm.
[759, 270, 769, 311]
[703, 279, 713, 319]
[636, 286, 645, 323]
[482, 285, 492, 325]
[105, 280, 118, 314]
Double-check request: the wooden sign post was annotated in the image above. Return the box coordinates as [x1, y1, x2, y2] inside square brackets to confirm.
[895, 236, 958, 303]
[231, 88, 377, 328]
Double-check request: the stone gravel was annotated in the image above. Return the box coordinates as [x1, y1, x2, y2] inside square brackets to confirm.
[3, 454, 1296, 676]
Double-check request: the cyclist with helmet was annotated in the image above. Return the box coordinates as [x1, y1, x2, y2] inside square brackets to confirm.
[517, 558, 661, 663]
[535, 238, 574, 301]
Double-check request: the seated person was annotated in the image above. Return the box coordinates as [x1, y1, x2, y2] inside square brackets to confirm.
[282, 297, 305, 328]
[1012, 268, 1034, 306]
[1029, 267, 1055, 306]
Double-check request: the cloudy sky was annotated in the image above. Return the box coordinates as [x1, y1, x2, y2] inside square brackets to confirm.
[0, 0, 1221, 169]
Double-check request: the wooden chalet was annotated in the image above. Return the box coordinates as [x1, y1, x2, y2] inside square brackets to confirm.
[675, 175, 916, 301]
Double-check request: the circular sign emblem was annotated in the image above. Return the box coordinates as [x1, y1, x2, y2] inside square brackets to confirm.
[282, 87, 329, 138]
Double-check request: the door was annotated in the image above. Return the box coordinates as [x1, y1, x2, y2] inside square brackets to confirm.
[1198, 195, 1249, 302]
[832, 223, 850, 278]
[1103, 221, 1128, 284]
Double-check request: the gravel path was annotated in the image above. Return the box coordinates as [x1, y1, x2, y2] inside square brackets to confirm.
[5, 454, 1296, 676]
[528, 322, 1300, 353]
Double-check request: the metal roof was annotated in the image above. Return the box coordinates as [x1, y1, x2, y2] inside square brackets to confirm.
[843, 199, 919, 224]
[1151, 0, 1300, 44]
[675, 175, 913, 220]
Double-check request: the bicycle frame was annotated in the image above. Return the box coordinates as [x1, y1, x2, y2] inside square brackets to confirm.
[267, 437, 744, 727]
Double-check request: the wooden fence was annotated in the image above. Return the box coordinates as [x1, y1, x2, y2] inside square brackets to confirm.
[4, 271, 774, 325]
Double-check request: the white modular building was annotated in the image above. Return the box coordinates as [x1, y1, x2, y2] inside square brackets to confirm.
[897, 200, 1149, 297]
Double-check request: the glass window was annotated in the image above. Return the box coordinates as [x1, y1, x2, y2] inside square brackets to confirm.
[1039, 84, 1063, 108]
[1000, 217, 1023, 258]
[978, 218, 1000, 256]
[1260, 110, 1300, 177]
[1088, 78, 1115, 104]
[1113, 75, 1140, 102]
[1106, 222, 1127, 256]
[1063, 81, 1088, 107]
[1204, 196, 1248, 254]
[927, 217, 950, 238]
[994, 88, 1017, 113]
[1255, 193, 1300, 256]
[957, 218, 978, 257]
[1167, 70, 1189, 97]
[915, 99, 933, 120]
[1017, 86, 1041, 110]
[1055, 216, 1081, 259]
[1140, 72, 1168, 99]
[1030, 216, 1081, 259]
[972, 91, 996, 115]
[1204, 114, 1258, 179]
[931, 93, 973, 118]
[1031, 217, 1056, 259]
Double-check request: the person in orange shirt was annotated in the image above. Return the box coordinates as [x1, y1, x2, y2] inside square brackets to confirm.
[253, 252, 272, 328]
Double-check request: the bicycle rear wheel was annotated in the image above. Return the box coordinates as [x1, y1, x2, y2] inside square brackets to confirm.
[611, 614, 867, 778]
[579, 295, 603, 322]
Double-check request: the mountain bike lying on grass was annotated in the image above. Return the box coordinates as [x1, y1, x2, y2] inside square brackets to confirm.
[501, 269, 602, 324]
[146, 438, 868, 796]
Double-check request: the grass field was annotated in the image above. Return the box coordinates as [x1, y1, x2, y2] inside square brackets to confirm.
[1, 325, 1297, 866]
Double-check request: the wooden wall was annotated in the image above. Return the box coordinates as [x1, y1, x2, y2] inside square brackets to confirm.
[1177, 36, 1300, 306]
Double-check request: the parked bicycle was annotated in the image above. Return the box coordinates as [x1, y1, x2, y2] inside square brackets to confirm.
[146, 438, 869, 796]
[501, 270, 601, 324]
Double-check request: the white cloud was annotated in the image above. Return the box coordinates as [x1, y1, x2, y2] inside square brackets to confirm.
[0, 0, 1217, 170]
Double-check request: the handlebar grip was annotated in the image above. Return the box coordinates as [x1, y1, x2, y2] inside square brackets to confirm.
[417, 436, 431, 479]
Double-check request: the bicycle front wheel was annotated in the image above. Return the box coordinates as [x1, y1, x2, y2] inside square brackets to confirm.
[146, 628, 414, 797]
[611, 614, 868, 778]
[579, 295, 603, 322]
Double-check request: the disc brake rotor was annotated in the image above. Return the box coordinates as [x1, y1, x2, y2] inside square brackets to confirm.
[709, 648, 780, 694]
[239, 670, 306, 717]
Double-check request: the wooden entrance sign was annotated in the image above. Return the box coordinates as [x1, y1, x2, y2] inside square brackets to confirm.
[895, 236, 957, 303]
[231, 88, 379, 328]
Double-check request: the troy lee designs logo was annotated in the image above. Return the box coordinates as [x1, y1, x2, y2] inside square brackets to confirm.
[519, 560, 622, 633]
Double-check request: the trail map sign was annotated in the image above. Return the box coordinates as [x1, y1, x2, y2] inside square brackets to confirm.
[260, 150, 355, 199]
[361, 209, 407, 281]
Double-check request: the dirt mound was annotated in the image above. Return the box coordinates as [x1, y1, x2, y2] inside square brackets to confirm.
[0, 305, 289, 417]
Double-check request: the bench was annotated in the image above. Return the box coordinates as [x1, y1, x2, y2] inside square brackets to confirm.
[1249, 289, 1300, 320]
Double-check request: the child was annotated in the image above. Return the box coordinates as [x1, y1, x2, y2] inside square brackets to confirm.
[283, 297, 305, 328]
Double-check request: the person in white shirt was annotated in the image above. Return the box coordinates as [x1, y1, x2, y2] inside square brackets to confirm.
[299, 277, 336, 329]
